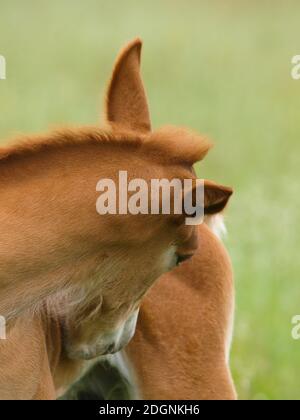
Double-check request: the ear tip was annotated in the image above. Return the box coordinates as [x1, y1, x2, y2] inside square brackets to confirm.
[226, 187, 234, 196]
[124, 37, 143, 55]
[131, 37, 143, 46]
[221, 186, 233, 200]
[114, 38, 143, 69]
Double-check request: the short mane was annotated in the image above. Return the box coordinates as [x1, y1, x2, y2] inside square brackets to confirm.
[0, 125, 212, 166]
[146, 126, 213, 165]
[0, 126, 143, 164]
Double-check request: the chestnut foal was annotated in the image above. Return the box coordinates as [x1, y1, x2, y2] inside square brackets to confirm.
[0, 39, 232, 399]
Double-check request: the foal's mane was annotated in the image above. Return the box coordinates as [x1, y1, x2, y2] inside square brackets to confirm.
[0, 126, 142, 163]
[0, 125, 212, 167]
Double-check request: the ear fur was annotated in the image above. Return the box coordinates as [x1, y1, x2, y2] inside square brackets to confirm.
[203, 180, 233, 215]
[105, 38, 151, 134]
[173, 180, 233, 226]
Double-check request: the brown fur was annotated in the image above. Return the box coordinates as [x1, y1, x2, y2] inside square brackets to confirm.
[0, 125, 211, 168]
[125, 223, 236, 400]
[0, 40, 224, 329]
[0, 39, 234, 399]
[61, 219, 236, 401]
[0, 223, 236, 400]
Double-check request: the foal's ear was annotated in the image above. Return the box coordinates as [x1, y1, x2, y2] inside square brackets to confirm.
[175, 180, 233, 226]
[105, 38, 151, 134]
[204, 180, 233, 215]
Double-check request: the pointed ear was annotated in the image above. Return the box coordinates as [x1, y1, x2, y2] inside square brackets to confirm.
[104, 38, 151, 134]
[204, 180, 233, 215]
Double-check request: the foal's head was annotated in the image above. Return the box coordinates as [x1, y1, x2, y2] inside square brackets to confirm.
[0, 39, 232, 360]
[59, 39, 232, 360]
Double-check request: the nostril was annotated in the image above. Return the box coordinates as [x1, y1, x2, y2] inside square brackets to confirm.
[106, 343, 116, 354]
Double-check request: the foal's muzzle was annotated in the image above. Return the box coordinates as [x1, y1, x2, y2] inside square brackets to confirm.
[67, 309, 139, 361]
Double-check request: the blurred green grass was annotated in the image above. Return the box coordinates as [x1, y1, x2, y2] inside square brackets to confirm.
[1, 0, 300, 400]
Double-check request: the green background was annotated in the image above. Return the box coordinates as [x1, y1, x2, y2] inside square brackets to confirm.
[1, 0, 300, 400]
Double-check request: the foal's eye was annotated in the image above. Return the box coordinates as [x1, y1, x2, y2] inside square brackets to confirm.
[176, 254, 193, 266]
